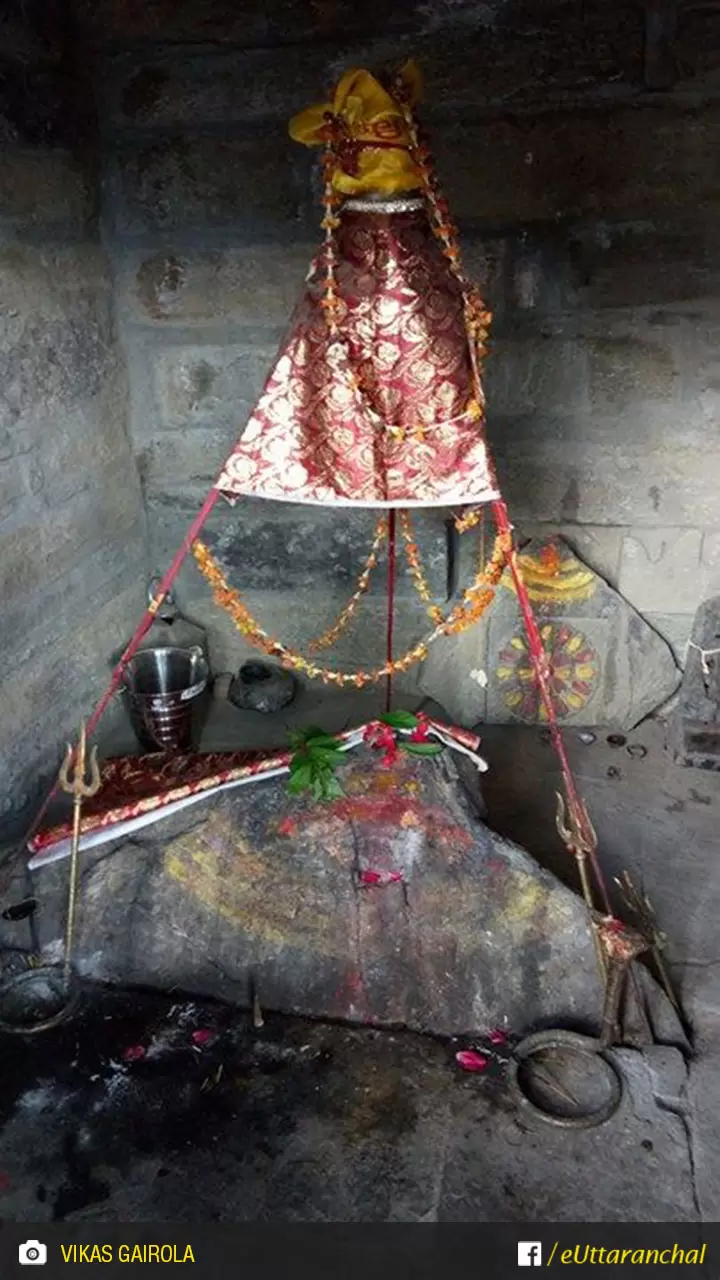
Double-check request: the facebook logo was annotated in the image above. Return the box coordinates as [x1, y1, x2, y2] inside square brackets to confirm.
[518, 1242, 543, 1266]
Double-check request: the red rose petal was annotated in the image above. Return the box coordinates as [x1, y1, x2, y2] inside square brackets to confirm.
[122, 1045, 146, 1062]
[488, 1028, 508, 1045]
[455, 1050, 489, 1072]
[191, 1028, 214, 1046]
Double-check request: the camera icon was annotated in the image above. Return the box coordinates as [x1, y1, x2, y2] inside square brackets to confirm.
[19, 1241, 47, 1266]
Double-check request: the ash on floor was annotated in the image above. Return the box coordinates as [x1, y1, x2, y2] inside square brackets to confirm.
[0, 986, 696, 1223]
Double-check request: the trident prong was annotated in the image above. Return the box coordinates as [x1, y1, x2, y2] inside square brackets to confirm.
[555, 790, 604, 975]
[59, 723, 101, 802]
[555, 790, 596, 856]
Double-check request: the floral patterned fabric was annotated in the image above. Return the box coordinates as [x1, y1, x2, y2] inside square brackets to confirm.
[215, 208, 498, 508]
[27, 718, 483, 862]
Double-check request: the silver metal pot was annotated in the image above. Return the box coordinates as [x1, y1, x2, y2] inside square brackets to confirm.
[122, 645, 208, 751]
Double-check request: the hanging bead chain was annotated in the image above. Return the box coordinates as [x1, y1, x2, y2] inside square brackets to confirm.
[319, 130, 343, 337]
[308, 515, 388, 652]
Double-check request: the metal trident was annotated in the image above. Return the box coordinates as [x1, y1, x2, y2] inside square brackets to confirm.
[58, 722, 101, 985]
[555, 790, 605, 975]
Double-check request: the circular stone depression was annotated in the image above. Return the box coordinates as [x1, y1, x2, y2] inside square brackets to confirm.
[509, 1029, 623, 1129]
[0, 967, 80, 1035]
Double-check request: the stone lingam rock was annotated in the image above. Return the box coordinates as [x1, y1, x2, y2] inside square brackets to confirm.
[31, 748, 681, 1044]
[421, 536, 680, 730]
[228, 660, 296, 714]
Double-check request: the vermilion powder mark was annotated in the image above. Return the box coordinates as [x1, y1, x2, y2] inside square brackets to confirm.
[358, 869, 404, 886]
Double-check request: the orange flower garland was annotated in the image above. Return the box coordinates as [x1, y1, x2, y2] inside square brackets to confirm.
[308, 515, 388, 652]
[320, 136, 343, 337]
[399, 510, 445, 625]
[453, 506, 484, 535]
[439, 528, 510, 636]
[192, 528, 511, 687]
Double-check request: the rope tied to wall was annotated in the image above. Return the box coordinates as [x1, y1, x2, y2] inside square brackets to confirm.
[685, 640, 720, 676]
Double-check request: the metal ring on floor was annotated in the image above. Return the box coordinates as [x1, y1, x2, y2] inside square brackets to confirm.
[509, 1029, 623, 1129]
[0, 965, 80, 1035]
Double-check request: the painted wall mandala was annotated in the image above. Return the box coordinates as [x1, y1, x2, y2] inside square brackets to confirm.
[496, 623, 599, 722]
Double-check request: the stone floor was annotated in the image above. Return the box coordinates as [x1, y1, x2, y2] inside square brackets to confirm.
[0, 989, 699, 1223]
[473, 711, 720, 1225]
[1, 689, 720, 1221]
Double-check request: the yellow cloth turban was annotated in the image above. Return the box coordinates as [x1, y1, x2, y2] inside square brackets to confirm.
[289, 62, 423, 197]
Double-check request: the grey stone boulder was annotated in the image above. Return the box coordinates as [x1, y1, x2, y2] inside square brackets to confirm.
[420, 535, 680, 730]
[28, 748, 683, 1046]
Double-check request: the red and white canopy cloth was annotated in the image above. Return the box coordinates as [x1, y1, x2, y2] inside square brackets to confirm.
[214, 199, 499, 509]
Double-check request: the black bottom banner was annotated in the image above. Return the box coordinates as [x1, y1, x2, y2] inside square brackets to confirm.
[0, 1223, 714, 1279]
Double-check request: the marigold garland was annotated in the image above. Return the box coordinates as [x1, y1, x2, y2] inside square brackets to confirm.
[453, 506, 484, 534]
[399, 510, 444, 625]
[320, 136, 343, 338]
[192, 529, 511, 687]
[439, 528, 510, 636]
[308, 515, 388, 652]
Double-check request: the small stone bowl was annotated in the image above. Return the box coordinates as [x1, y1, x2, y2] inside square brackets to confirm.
[0, 966, 80, 1035]
[509, 1028, 623, 1129]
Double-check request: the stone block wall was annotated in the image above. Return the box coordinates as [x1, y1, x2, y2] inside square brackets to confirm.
[0, 0, 710, 771]
[80, 0, 720, 691]
[0, 1, 147, 839]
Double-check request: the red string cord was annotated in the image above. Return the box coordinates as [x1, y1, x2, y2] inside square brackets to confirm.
[385, 508, 398, 713]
